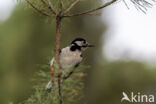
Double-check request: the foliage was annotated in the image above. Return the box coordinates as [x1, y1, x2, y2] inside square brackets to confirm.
[19, 64, 87, 104]
[26, 0, 76, 12]
[123, 0, 155, 13]
[23, 0, 156, 17]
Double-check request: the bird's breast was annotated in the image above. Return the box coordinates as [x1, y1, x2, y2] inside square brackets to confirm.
[59, 48, 82, 69]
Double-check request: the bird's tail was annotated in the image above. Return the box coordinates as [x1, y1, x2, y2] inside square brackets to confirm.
[45, 68, 54, 92]
[45, 58, 55, 92]
[45, 80, 53, 92]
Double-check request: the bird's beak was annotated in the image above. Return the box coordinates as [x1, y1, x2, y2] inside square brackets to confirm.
[87, 43, 95, 47]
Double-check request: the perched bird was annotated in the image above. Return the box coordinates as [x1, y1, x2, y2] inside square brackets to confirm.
[46, 38, 94, 91]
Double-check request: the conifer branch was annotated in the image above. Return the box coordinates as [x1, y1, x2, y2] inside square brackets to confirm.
[130, 0, 154, 13]
[47, 0, 56, 14]
[63, 0, 117, 17]
[26, 0, 51, 17]
[63, 0, 80, 15]
[41, 0, 56, 15]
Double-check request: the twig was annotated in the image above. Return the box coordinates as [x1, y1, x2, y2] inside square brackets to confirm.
[47, 0, 56, 14]
[123, 0, 130, 9]
[130, 0, 147, 13]
[63, 69, 76, 80]
[41, 0, 56, 14]
[85, 12, 101, 16]
[57, 73, 63, 104]
[63, 0, 117, 17]
[59, 1, 63, 12]
[61, 1, 65, 10]
[63, 0, 80, 15]
[26, 0, 51, 17]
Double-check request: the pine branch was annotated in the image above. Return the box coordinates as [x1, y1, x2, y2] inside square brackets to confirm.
[41, 0, 56, 15]
[47, 0, 56, 14]
[123, 0, 130, 9]
[130, 0, 154, 13]
[26, 0, 51, 17]
[63, 0, 117, 17]
[59, 1, 63, 12]
[63, 0, 80, 15]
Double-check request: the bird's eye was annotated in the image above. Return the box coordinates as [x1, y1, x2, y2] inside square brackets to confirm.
[83, 41, 86, 44]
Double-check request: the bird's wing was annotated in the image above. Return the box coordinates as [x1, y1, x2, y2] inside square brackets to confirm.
[45, 80, 53, 92]
[74, 62, 81, 68]
[50, 47, 63, 67]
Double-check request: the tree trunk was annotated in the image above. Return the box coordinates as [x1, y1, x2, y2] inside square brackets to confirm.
[55, 16, 62, 68]
[55, 16, 63, 104]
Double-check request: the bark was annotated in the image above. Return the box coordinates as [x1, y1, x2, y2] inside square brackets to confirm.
[54, 16, 62, 68]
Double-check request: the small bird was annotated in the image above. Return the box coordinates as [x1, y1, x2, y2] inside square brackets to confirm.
[45, 38, 94, 91]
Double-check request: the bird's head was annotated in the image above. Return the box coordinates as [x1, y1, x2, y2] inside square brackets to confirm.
[70, 38, 94, 51]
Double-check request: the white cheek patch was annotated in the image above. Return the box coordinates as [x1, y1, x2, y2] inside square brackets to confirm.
[75, 41, 83, 46]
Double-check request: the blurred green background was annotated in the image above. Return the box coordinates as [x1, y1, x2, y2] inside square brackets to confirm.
[0, 1, 156, 104]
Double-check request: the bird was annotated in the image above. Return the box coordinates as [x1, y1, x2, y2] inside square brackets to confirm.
[45, 37, 94, 91]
